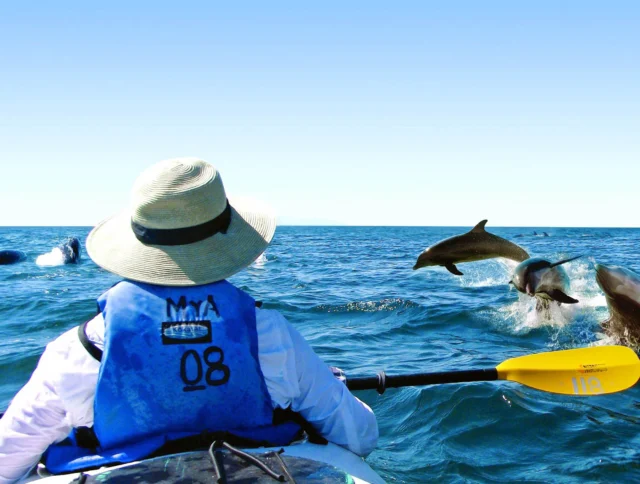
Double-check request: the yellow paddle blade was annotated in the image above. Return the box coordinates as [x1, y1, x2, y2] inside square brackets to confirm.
[496, 345, 640, 396]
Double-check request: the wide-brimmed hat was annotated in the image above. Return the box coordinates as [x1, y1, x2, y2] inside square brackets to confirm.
[86, 157, 275, 286]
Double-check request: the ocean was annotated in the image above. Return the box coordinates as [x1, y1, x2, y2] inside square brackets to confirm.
[1, 225, 640, 482]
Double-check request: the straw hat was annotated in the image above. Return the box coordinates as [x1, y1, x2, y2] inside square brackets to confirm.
[86, 157, 275, 286]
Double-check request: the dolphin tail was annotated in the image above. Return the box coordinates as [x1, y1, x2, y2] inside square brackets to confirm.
[445, 263, 464, 276]
[550, 255, 583, 268]
[545, 289, 579, 304]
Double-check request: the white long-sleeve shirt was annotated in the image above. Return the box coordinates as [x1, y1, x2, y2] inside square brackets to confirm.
[0, 308, 378, 483]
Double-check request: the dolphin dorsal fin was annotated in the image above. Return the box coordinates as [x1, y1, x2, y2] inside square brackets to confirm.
[470, 220, 488, 233]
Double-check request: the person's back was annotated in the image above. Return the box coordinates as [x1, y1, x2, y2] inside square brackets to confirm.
[0, 158, 378, 482]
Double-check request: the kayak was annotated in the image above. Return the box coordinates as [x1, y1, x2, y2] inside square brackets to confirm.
[23, 442, 385, 483]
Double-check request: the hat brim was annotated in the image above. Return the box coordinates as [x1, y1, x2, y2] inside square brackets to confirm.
[86, 197, 275, 286]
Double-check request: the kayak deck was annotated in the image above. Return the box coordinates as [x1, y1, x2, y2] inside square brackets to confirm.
[25, 443, 384, 484]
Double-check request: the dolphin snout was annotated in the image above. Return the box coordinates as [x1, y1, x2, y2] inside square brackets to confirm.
[595, 263, 614, 293]
[525, 283, 534, 296]
[594, 263, 609, 284]
[413, 251, 431, 270]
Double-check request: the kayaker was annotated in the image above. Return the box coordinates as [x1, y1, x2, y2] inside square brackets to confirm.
[0, 157, 378, 482]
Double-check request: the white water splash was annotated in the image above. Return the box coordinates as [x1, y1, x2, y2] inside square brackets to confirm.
[563, 258, 610, 317]
[497, 257, 610, 334]
[565, 259, 598, 294]
[458, 259, 518, 288]
[36, 248, 66, 267]
[590, 333, 618, 346]
[252, 252, 268, 268]
[580, 294, 607, 308]
[498, 292, 576, 333]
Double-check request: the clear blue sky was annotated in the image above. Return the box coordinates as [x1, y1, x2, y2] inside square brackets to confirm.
[1, 1, 638, 227]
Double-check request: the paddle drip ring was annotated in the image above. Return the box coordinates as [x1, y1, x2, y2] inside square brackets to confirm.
[376, 371, 387, 394]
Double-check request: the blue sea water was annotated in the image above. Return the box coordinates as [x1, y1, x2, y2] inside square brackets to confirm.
[1, 225, 640, 482]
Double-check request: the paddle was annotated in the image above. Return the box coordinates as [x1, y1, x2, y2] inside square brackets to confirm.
[1, 346, 637, 421]
[346, 345, 640, 396]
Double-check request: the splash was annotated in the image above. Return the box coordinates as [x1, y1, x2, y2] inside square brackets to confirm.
[252, 252, 268, 268]
[35, 248, 66, 267]
[496, 257, 610, 336]
[563, 258, 610, 323]
[581, 294, 607, 308]
[590, 332, 618, 347]
[564, 259, 599, 294]
[498, 293, 575, 333]
[458, 258, 518, 288]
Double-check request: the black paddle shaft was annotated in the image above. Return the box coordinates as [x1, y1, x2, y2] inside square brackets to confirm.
[0, 369, 500, 419]
[346, 368, 499, 394]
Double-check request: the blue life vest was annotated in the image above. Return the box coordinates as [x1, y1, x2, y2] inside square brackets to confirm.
[44, 280, 301, 473]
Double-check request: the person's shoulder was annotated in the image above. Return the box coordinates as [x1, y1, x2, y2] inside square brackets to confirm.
[255, 306, 289, 325]
[255, 307, 292, 333]
[44, 324, 84, 357]
[42, 314, 104, 364]
[255, 307, 296, 351]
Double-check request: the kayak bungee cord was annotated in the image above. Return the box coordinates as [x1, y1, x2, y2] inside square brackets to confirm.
[209, 440, 288, 483]
[271, 448, 297, 484]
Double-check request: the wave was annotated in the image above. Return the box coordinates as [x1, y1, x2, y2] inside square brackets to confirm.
[313, 298, 421, 313]
[251, 252, 268, 268]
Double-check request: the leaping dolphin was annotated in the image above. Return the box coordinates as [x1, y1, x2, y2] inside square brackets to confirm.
[413, 220, 530, 275]
[595, 263, 640, 347]
[510, 256, 581, 306]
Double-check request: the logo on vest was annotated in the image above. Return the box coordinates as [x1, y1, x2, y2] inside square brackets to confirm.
[161, 295, 221, 345]
[162, 321, 212, 343]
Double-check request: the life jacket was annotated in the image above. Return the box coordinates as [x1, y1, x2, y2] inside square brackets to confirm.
[43, 280, 303, 474]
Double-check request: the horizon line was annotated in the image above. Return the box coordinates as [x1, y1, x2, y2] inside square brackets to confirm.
[0, 224, 638, 230]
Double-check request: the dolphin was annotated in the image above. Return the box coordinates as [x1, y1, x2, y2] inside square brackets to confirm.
[59, 237, 81, 264]
[510, 256, 581, 306]
[0, 250, 26, 265]
[413, 220, 530, 275]
[595, 264, 640, 347]
[515, 231, 550, 238]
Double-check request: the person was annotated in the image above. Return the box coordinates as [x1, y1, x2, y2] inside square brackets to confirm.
[0, 157, 378, 482]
